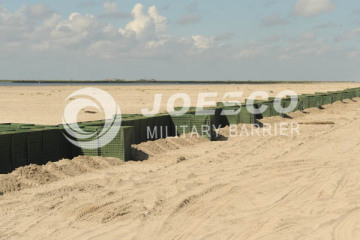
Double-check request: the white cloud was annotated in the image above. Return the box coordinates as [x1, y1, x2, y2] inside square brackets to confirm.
[49, 12, 98, 46]
[148, 6, 167, 35]
[260, 14, 288, 27]
[176, 13, 201, 25]
[299, 31, 316, 40]
[335, 27, 360, 42]
[348, 50, 360, 59]
[294, 0, 335, 17]
[104, 1, 118, 14]
[192, 35, 214, 50]
[235, 44, 266, 59]
[119, 3, 152, 38]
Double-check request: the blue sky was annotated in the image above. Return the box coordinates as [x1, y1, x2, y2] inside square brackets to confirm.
[0, 0, 359, 80]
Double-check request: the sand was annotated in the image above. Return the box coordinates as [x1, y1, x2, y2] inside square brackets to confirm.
[0, 82, 359, 124]
[1, 82, 360, 239]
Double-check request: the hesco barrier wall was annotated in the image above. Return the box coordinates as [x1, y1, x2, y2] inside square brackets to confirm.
[171, 112, 216, 140]
[1, 87, 360, 174]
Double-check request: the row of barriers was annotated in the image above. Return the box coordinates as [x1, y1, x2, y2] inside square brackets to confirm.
[1, 87, 360, 174]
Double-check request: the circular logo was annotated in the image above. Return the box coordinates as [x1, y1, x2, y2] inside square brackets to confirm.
[62, 87, 121, 149]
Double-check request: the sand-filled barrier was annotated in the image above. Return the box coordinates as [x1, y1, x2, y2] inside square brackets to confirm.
[1, 87, 360, 174]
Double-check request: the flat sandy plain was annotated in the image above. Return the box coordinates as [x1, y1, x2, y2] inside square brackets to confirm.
[1, 82, 360, 239]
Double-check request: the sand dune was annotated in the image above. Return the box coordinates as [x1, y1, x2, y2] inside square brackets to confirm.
[1, 93, 360, 239]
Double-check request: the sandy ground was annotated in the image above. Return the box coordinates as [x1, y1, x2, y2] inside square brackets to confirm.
[0, 82, 359, 124]
[1, 83, 360, 239]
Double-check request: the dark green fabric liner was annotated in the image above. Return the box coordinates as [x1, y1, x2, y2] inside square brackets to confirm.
[27, 130, 44, 165]
[342, 91, 353, 100]
[73, 125, 134, 161]
[0, 133, 13, 174]
[302, 95, 321, 108]
[98, 126, 134, 161]
[315, 93, 332, 105]
[242, 100, 270, 119]
[175, 107, 224, 129]
[42, 129, 62, 162]
[238, 104, 256, 124]
[267, 98, 290, 116]
[72, 127, 99, 157]
[326, 93, 337, 103]
[327, 91, 343, 102]
[215, 103, 241, 125]
[56, 127, 72, 160]
[283, 96, 302, 112]
[11, 132, 28, 169]
[298, 96, 310, 110]
[121, 114, 176, 143]
[171, 114, 216, 140]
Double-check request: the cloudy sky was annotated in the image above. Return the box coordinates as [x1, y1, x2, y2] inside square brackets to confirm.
[0, 0, 359, 81]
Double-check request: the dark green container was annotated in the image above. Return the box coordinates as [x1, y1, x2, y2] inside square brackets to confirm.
[97, 126, 134, 161]
[0, 132, 13, 174]
[171, 113, 216, 140]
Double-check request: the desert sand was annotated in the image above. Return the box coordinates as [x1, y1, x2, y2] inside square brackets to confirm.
[1, 82, 360, 239]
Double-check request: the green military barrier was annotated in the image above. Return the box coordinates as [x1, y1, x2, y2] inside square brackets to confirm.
[121, 116, 143, 144]
[243, 100, 272, 119]
[353, 89, 360, 98]
[27, 129, 44, 165]
[327, 91, 343, 102]
[298, 95, 310, 110]
[283, 96, 302, 112]
[3, 87, 360, 173]
[11, 132, 28, 169]
[98, 126, 134, 161]
[65, 124, 134, 161]
[302, 95, 319, 108]
[342, 91, 353, 100]
[120, 114, 175, 143]
[0, 132, 13, 174]
[171, 113, 216, 140]
[216, 102, 241, 125]
[315, 93, 332, 105]
[344, 89, 356, 99]
[42, 128, 62, 162]
[238, 104, 256, 124]
[176, 106, 224, 129]
[267, 97, 288, 116]
[71, 126, 99, 157]
[148, 114, 175, 139]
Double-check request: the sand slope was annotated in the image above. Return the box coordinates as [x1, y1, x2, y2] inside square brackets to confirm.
[1, 97, 360, 239]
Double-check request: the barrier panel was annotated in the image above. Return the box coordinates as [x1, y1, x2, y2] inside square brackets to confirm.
[216, 103, 240, 125]
[42, 128, 62, 162]
[71, 126, 99, 157]
[27, 129, 44, 165]
[315, 93, 332, 105]
[171, 113, 216, 140]
[11, 132, 28, 169]
[302, 95, 319, 108]
[298, 95, 310, 110]
[267, 98, 286, 116]
[0, 132, 13, 174]
[98, 126, 134, 161]
[342, 91, 353, 100]
[327, 91, 343, 102]
[248, 100, 272, 118]
[239, 104, 256, 124]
